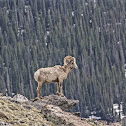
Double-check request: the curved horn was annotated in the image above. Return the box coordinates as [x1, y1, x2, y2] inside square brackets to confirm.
[72, 57, 76, 62]
[72, 57, 78, 69]
[64, 56, 73, 65]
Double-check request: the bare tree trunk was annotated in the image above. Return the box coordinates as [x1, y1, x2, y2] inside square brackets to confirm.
[27, 46, 34, 98]
[1, 76, 7, 95]
[6, 67, 11, 96]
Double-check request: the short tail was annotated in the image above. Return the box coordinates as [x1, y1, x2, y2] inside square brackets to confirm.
[34, 70, 40, 82]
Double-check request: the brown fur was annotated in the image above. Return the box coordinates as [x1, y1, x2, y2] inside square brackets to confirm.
[34, 56, 78, 99]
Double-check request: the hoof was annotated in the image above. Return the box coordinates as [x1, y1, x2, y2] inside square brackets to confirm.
[38, 96, 43, 99]
[30, 97, 39, 102]
[56, 92, 60, 96]
[60, 94, 64, 97]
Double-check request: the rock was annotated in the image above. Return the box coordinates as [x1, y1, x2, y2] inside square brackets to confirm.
[41, 104, 91, 126]
[0, 93, 3, 97]
[0, 96, 54, 126]
[0, 94, 92, 126]
[23, 105, 31, 110]
[44, 95, 79, 111]
[30, 94, 79, 111]
[0, 112, 8, 119]
[8, 105, 18, 110]
[0, 120, 12, 126]
[13, 94, 28, 102]
[26, 94, 91, 125]
[72, 112, 81, 117]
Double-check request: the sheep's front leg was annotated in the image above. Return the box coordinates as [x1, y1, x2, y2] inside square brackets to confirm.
[60, 83, 64, 97]
[56, 82, 60, 95]
[37, 82, 43, 99]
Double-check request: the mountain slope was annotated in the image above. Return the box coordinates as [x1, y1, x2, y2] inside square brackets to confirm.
[0, 0, 126, 120]
[0, 94, 91, 126]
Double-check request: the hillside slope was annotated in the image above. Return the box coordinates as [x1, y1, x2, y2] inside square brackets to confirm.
[0, 0, 126, 120]
[0, 94, 92, 126]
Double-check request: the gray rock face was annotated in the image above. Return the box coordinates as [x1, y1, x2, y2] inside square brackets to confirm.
[41, 94, 79, 111]
[13, 94, 28, 102]
[0, 120, 12, 126]
[0, 94, 92, 126]
[26, 95, 91, 126]
[29, 94, 79, 111]
[40, 104, 91, 126]
[0, 112, 8, 119]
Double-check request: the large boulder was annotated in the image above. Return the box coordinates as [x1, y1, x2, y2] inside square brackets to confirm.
[26, 95, 91, 126]
[13, 94, 28, 102]
[29, 94, 79, 111]
[41, 104, 91, 126]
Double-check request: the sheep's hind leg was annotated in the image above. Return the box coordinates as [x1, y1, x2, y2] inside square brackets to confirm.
[37, 82, 43, 99]
[60, 83, 64, 97]
[56, 82, 60, 96]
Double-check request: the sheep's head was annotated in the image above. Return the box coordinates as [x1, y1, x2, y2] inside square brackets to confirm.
[64, 56, 78, 69]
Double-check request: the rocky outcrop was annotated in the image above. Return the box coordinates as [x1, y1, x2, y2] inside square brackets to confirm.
[13, 94, 28, 102]
[0, 94, 122, 126]
[41, 104, 91, 126]
[0, 94, 91, 126]
[26, 95, 91, 126]
[29, 94, 79, 111]
[0, 94, 54, 126]
[0, 111, 8, 119]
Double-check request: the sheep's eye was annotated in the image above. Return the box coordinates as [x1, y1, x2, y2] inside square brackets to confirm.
[72, 62, 74, 64]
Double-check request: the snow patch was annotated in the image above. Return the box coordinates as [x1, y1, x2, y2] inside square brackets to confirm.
[99, 27, 101, 32]
[103, 12, 107, 14]
[113, 103, 125, 119]
[45, 36, 47, 40]
[81, 14, 83, 17]
[89, 20, 92, 23]
[85, 3, 88, 6]
[91, 111, 96, 115]
[73, 24, 76, 28]
[6, 10, 9, 15]
[89, 115, 101, 120]
[72, 11, 74, 16]
[46, 43, 48, 46]
[25, 5, 29, 13]
[47, 31, 50, 35]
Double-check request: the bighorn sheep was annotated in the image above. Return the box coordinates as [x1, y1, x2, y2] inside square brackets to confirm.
[34, 56, 78, 99]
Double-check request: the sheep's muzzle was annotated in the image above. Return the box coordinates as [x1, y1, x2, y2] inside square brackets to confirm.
[74, 63, 78, 69]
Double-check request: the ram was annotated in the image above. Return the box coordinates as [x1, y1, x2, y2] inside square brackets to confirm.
[34, 56, 78, 99]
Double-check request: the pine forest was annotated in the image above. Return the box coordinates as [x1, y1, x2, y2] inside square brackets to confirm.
[0, 0, 126, 121]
